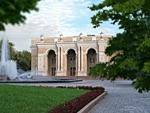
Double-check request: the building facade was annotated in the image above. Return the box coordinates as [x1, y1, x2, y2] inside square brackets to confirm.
[31, 35, 111, 76]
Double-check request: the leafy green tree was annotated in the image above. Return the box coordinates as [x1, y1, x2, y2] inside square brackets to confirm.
[90, 63, 106, 78]
[0, 40, 16, 60]
[90, 0, 150, 92]
[15, 51, 31, 71]
[0, 0, 39, 31]
[0, 0, 38, 70]
[0, 40, 31, 71]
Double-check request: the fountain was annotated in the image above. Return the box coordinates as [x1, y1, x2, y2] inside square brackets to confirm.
[0, 38, 17, 80]
[0, 38, 82, 83]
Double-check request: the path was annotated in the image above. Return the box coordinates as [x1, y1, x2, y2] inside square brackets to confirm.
[7, 79, 150, 113]
[88, 80, 150, 113]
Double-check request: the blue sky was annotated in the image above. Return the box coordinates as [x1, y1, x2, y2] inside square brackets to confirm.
[0, 0, 121, 51]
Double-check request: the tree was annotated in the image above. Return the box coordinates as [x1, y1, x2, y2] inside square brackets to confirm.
[0, 40, 16, 60]
[15, 51, 31, 71]
[0, 0, 39, 31]
[89, 63, 107, 78]
[0, 40, 31, 71]
[90, 0, 150, 92]
[0, 0, 38, 70]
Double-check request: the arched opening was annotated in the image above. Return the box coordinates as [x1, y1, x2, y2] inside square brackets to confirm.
[48, 50, 56, 76]
[67, 49, 76, 76]
[87, 48, 97, 74]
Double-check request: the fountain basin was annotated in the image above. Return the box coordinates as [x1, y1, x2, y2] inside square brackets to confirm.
[0, 60, 17, 80]
[0, 78, 82, 83]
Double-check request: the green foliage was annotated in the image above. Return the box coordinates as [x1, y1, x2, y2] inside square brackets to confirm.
[0, 0, 39, 69]
[0, 85, 87, 113]
[15, 51, 31, 71]
[134, 76, 150, 93]
[0, 40, 31, 71]
[90, 0, 150, 92]
[0, 0, 39, 31]
[0, 40, 16, 60]
[89, 63, 106, 78]
[142, 61, 150, 73]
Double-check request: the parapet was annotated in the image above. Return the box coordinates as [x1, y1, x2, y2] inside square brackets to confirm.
[31, 35, 112, 45]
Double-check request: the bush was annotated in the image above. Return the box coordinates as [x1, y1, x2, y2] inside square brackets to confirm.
[49, 87, 105, 113]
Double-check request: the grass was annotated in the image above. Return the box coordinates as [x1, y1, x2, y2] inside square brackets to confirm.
[0, 85, 87, 113]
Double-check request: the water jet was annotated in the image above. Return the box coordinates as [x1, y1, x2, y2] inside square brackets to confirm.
[0, 38, 17, 80]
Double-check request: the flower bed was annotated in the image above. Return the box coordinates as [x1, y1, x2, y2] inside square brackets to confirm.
[49, 86, 105, 113]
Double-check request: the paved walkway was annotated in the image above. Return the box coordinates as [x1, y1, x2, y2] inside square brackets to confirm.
[8, 80, 150, 113]
[88, 80, 150, 113]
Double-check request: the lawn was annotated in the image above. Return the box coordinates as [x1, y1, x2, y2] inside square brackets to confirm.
[0, 85, 87, 113]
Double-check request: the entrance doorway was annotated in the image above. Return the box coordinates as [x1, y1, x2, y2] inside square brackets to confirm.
[48, 50, 56, 76]
[87, 48, 97, 74]
[67, 49, 76, 76]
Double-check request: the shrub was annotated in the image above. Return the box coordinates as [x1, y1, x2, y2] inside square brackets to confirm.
[49, 87, 104, 113]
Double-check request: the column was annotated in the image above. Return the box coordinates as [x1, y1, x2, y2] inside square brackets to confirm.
[80, 51, 87, 76]
[64, 53, 67, 76]
[75, 43, 78, 76]
[81, 48, 84, 72]
[56, 54, 58, 71]
[57, 47, 60, 71]
[43, 54, 46, 74]
[57, 46, 64, 76]
[97, 41, 99, 63]
[97, 53, 99, 63]
[55, 44, 58, 72]
[59, 47, 61, 71]
[78, 46, 83, 76]
[78, 46, 81, 71]
[76, 54, 78, 76]
[60, 48, 64, 72]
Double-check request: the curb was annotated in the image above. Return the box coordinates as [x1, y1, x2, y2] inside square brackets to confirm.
[77, 91, 107, 113]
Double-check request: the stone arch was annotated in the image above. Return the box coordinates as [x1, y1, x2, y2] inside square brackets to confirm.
[47, 50, 56, 76]
[87, 48, 97, 75]
[85, 47, 97, 55]
[67, 49, 76, 76]
[65, 48, 77, 55]
[46, 48, 57, 56]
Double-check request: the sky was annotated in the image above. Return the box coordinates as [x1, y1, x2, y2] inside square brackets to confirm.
[0, 0, 122, 51]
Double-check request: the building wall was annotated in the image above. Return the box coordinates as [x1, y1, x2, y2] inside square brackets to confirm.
[31, 35, 111, 76]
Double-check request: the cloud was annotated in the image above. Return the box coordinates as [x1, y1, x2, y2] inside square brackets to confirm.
[0, 0, 121, 51]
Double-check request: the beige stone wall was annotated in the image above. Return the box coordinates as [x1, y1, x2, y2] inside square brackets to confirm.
[31, 45, 38, 73]
[31, 35, 111, 76]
